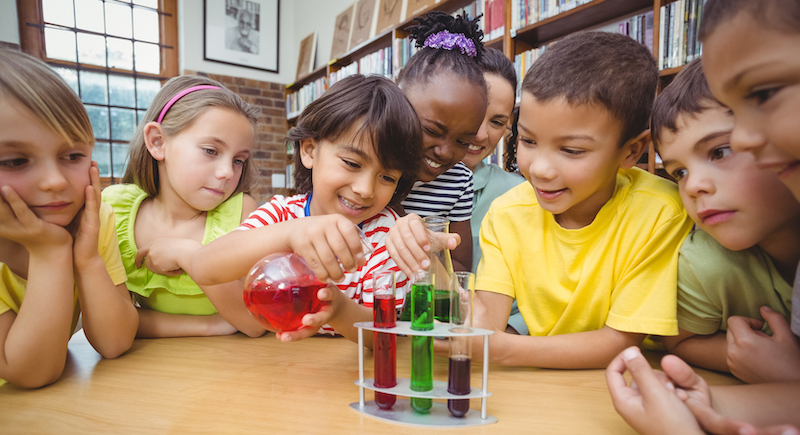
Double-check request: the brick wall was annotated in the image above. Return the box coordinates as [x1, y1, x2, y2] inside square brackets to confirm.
[184, 70, 290, 204]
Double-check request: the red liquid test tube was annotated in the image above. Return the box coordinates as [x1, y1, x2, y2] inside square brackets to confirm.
[373, 272, 397, 409]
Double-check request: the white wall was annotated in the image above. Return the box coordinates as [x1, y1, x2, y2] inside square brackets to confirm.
[0, 0, 20, 46]
[290, 0, 354, 75]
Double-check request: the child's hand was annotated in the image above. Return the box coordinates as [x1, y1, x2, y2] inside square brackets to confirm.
[726, 306, 800, 384]
[606, 346, 704, 435]
[286, 214, 367, 283]
[136, 238, 203, 276]
[274, 284, 342, 343]
[385, 214, 460, 278]
[0, 185, 72, 251]
[73, 162, 103, 270]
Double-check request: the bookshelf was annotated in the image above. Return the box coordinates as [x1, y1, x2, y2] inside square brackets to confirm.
[285, 0, 703, 174]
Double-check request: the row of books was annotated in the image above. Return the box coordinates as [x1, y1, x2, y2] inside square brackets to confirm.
[453, 1, 504, 41]
[392, 36, 419, 79]
[619, 11, 654, 53]
[511, 0, 594, 32]
[285, 76, 326, 120]
[659, 0, 706, 70]
[330, 46, 393, 86]
[513, 45, 548, 102]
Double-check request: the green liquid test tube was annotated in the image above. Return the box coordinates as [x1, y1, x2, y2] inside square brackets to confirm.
[409, 281, 434, 414]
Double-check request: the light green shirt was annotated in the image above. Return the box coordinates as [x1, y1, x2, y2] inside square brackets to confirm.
[677, 229, 793, 335]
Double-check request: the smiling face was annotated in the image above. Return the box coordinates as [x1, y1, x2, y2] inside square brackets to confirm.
[404, 73, 487, 182]
[702, 11, 800, 201]
[300, 124, 402, 225]
[462, 73, 516, 171]
[0, 96, 91, 227]
[153, 107, 254, 212]
[516, 93, 635, 229]
[659, 106, 800, 251]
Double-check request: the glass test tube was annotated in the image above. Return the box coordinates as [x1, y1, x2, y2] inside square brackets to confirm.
[409, 269, 434, 414]
[448, 271, 475, 418]
[372, 271, 397, 409]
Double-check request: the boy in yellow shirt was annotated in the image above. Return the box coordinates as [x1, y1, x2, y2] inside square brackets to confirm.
[474, 31, 693, 368]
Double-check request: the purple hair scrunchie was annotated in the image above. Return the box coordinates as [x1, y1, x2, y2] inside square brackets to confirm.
[423, 30, 477, 58]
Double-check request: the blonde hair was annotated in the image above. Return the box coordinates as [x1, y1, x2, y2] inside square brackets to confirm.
[123, 75, 260, 197]
[0, 49, 94, 149]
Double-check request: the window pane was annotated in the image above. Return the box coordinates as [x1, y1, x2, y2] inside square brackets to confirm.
[44, 27, 77, 62]
[134, 42, 160, 74]
[133, 8, 159, 43]
[106, 2, 132, 39]
[42, 0, 75, 28]
[52, 67, 79, 96]
[112, 143, 130, 177]
[109, 75, 136, 107]
[86, 105, 110, 140]
[133, 0, 158, 8]
[93, 142, 111, 177]
[137, 109, 148, 124]
[79, 71, 108, 105]
[77, 33, 107, 67]
[74, 0, 105, 34]
[107, 37, 133, 70]
[136, 78, 161, 109]
[110, 108, 136, 141]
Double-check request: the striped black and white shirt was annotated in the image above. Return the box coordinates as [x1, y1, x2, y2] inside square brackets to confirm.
[401, 162, 473, 222]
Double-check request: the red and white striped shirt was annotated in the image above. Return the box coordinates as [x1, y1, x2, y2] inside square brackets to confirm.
[239, 194, 408, 335]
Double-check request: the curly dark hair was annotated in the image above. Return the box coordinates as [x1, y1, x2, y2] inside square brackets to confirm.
[504, 106, 520, 173]
[396, 11, 487, 101]
[288, 74, 422, 207]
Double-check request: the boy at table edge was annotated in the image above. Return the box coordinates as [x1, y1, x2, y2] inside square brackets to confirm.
[472, 31, 693, 368]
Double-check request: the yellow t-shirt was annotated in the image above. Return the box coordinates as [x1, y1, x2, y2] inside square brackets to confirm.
[476, 167, 692, 336]
[0, 202, 128, 336]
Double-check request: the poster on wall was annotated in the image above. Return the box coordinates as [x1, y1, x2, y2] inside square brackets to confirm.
[296, 32, 317, 80]
[375, 0, 405, 34]
[204, 0, 279, 73]
[349, 0, 376, 49]
[331, 4, 354, 60]
[407, 0, 437, 17]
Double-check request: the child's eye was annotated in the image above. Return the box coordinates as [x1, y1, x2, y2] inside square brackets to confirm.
[342, 159, 360, 169]
[746, 87, 780, 105]
[204, 148, 218, 156]
[0, 158, 28, 169]
[562, 148, 584, 156]
[381, 175, 398, 184]
[519, 138, 535, 147]
[424, 128, 442, 138]
[64, 152, 86, 162]
[233, 158, 246, 166]
[670, 168, 688, 181]
[709, 145, 732, 161]
[456, 140, 471, 148]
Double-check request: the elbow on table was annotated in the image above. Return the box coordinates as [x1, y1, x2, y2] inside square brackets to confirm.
[10, 366, 64, 389]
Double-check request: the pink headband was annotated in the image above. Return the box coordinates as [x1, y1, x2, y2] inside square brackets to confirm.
[156, 85, 221, 123]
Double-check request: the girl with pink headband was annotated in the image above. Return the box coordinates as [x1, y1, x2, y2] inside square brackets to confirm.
[102, 75, 266, 338]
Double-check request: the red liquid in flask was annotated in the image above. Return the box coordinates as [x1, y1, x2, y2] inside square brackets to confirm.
[447, 355, 471, 417]
[373, 294, 397, 409]
[243, 275, 326, 332]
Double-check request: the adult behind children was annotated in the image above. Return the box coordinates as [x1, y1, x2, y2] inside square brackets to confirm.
[104, 75, 265, 338]
[164, 75, 422, 345]
[472, 31, 693, 368]
[0, 49, 137, 387]
[388, 11, 488, 275]
[650, 59, 800, 383]
[607, 1, 800, 433]
[459, 48, 527, 335]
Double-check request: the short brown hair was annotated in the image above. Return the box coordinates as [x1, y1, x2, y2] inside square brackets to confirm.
[123, 75, 260, 197]
[288, 75, 422, 206]
[650, 58, 719, 151]
[0, 48, 93, 149]
[699, 0, 800, 41]
[521, 31, 658, 146]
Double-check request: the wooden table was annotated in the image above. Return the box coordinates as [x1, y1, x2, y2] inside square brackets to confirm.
[0, 331, 741, 434]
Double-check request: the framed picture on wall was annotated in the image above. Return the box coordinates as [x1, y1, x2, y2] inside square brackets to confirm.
[204, 0, 279, 73]
[296, 32, 317, 80]
[349, 0, 376, 49]
[331, 4, 354, 60]
[376, 0, 405, 34]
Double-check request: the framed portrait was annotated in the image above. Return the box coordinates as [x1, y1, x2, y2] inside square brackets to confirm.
[331, 4, 354, 60]
[376, 0, 405, 34]
[349, 0, 376, 49]
[204, 0, 279, 73]
[296, 32, 317, 80]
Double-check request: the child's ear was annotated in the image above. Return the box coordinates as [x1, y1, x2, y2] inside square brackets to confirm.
[143, 122, 166, 161]
[619, 129, 650, 169]
[298, 138, 318, 170]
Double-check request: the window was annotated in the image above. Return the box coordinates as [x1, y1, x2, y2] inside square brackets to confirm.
[19, 0, 178, 184]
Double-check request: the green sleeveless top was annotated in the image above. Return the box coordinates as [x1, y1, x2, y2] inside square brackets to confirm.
[102, 184, 243, 315]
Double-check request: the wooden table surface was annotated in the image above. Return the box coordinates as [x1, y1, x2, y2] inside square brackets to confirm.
[0, 331, 741, 434]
